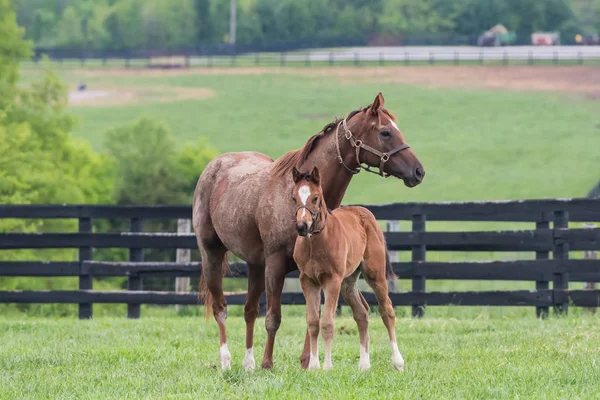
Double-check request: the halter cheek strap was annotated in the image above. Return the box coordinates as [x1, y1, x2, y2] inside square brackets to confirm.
[335, 118, 411, 177]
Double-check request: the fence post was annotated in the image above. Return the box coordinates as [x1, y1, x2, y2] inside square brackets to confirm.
[329, 51, 334, 66]
[412, 214, 426, 318]
[78, 217, 93, 319]
[185, 54, 191, 68]
[429, 52, 434, 65]
[305, 53, 310, 67]
[479, 50, 484, 65]
[404, 52, 409, 66]
[528, 51, 533, 65]
[128, 217, 144, 318]
[552, 210, 569, 315]
[175, 219, 191, 313]
[280, 52, 285, 67]
[578, 51, 583, 65]
[255, 52, 260, 65]
[354, 52, 359, 66]
[454, 51, 459, 65]
[503, 51, 508, 66]
[583, 223, 597, 314]
[553, 51, 558, 65]
[379, 52, 384, 66]
[386, 221, 400, 295]
[535, 220, 550, 318]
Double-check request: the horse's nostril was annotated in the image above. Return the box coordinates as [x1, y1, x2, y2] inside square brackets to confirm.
[415, 167, 424, 180]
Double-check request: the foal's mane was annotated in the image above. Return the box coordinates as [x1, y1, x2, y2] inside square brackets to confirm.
[271, 105, 396, 178]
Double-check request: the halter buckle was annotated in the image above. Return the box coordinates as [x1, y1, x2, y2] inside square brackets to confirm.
[381, 153, 390, 162]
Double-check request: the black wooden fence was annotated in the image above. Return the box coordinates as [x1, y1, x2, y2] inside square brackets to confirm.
[1, 199, 599, 319]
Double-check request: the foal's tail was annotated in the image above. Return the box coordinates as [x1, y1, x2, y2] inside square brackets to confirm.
[198, 252, 230, 321]
[385, 248, 397, 282]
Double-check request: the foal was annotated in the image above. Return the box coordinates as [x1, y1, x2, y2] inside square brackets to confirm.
[291, 166, 405, 372]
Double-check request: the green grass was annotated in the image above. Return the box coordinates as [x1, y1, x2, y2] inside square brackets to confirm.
[1, 312, 599, 399]
[18, 66, 600, 205]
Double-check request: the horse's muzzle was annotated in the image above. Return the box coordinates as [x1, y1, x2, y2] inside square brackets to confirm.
[296, 222, 309, 236]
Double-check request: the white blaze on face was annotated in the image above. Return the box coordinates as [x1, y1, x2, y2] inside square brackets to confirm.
[390, 120, 399, 131]
[298, 185, 311, 217]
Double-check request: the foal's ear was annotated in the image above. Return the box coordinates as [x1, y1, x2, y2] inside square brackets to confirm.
[310, 167, 320, 184]
[292, 166, 302, 183]
[369, 92, 385, 116]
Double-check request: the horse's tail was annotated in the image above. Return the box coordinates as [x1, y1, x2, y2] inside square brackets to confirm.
[199, 252, 230, 321]
[385, 247, 397, 282]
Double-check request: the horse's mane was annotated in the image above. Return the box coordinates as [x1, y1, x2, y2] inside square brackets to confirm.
[271, 105, 397, 178]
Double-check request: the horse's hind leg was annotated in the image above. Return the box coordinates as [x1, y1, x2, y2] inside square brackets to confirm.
[199, 243, 232, 370]
[341, 268, 371, 371]
[363, 253, 405, 372]
[341, 269, 371, 370]
[243, 264, 265, 371]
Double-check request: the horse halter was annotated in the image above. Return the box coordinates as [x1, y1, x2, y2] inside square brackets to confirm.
[334, 117, 411, 177]
[295, 204, 328, 235]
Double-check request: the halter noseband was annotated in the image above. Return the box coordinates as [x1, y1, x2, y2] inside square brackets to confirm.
[295, 204, 328, 235]
[334, 118, 411, 177]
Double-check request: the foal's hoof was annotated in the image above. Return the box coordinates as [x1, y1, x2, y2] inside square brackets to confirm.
[358, 360, 371, 371]
[300, 355, 310, 369]
[261, 360, 274, 370]
[323, 362, 333, 371]
[392, 360, 405, 372]
[243, 351, 255, 371]
[308, 357, 321, 371]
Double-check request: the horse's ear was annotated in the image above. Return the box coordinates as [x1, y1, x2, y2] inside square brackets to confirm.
[292, 166, 302, 183]
[369, 92, 384, 115]
[310, 166, 320, 184]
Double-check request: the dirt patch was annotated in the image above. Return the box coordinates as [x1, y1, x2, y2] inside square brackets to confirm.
[327, 66, 600, 97]
[75, 66, 600, 97]
[68, 86, 215, 107]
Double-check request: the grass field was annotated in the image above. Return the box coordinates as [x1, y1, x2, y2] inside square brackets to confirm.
[1, 311, 599, 399]
[19, 65, 600, 206]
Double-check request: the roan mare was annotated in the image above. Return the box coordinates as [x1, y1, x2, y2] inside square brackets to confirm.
[291, 166, 404, 372]
[193, 92, 424, 370]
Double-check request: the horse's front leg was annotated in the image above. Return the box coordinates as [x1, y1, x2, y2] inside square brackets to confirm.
[261, 252, 288, 369]
[321, 276, 342, 371]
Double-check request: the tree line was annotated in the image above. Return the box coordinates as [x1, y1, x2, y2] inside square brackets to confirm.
[15, 0, 600, 50]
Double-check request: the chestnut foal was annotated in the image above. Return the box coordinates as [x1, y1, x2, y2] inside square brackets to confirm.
[291, 166, 404, 372]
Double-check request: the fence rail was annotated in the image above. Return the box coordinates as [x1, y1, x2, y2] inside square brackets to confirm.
[1, 199, 599, 319]
[27, 46, 600, 69]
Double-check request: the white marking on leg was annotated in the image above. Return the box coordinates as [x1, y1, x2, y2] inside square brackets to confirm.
[243, 347, 255, 371]
[390, 341, 404, 372]
[220, 343, 232, 370]
[308, 344, 320, 370]
[358, 344, 371, 371]
[323, 345, 333, 371]
[298, 185, 310, 217]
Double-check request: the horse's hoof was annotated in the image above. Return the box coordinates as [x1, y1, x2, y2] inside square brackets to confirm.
[243, 350, 255, 371]
[300, 356, 310, 369]
[220, 345, 232, 370]
[393, 361, 405, 372]
[358, 361, 371, 371]
[323, 362, 333, 371]
[261, 360, 274, 370]
[308, 357, 320, 371]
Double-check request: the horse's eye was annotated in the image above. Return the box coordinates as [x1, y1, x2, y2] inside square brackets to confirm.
[292, 196, 296, 202]
[312, 196, 318, 204]
[380, 130, 391, 137]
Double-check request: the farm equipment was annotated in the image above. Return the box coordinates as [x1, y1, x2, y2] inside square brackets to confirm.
[477, 24, 516, 47]
[575, 34, 600, 45]
[531, 31, 560, 45]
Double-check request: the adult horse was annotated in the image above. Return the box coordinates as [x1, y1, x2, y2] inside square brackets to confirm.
[193, 92, 424, 370]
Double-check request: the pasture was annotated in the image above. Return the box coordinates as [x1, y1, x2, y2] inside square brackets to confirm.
[1, 311, 599, 399]
[5, 65, 600, 398]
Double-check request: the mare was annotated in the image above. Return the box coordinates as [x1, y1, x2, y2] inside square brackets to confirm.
[291, 166, 404, 372]
[193, 92, 424, 370]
